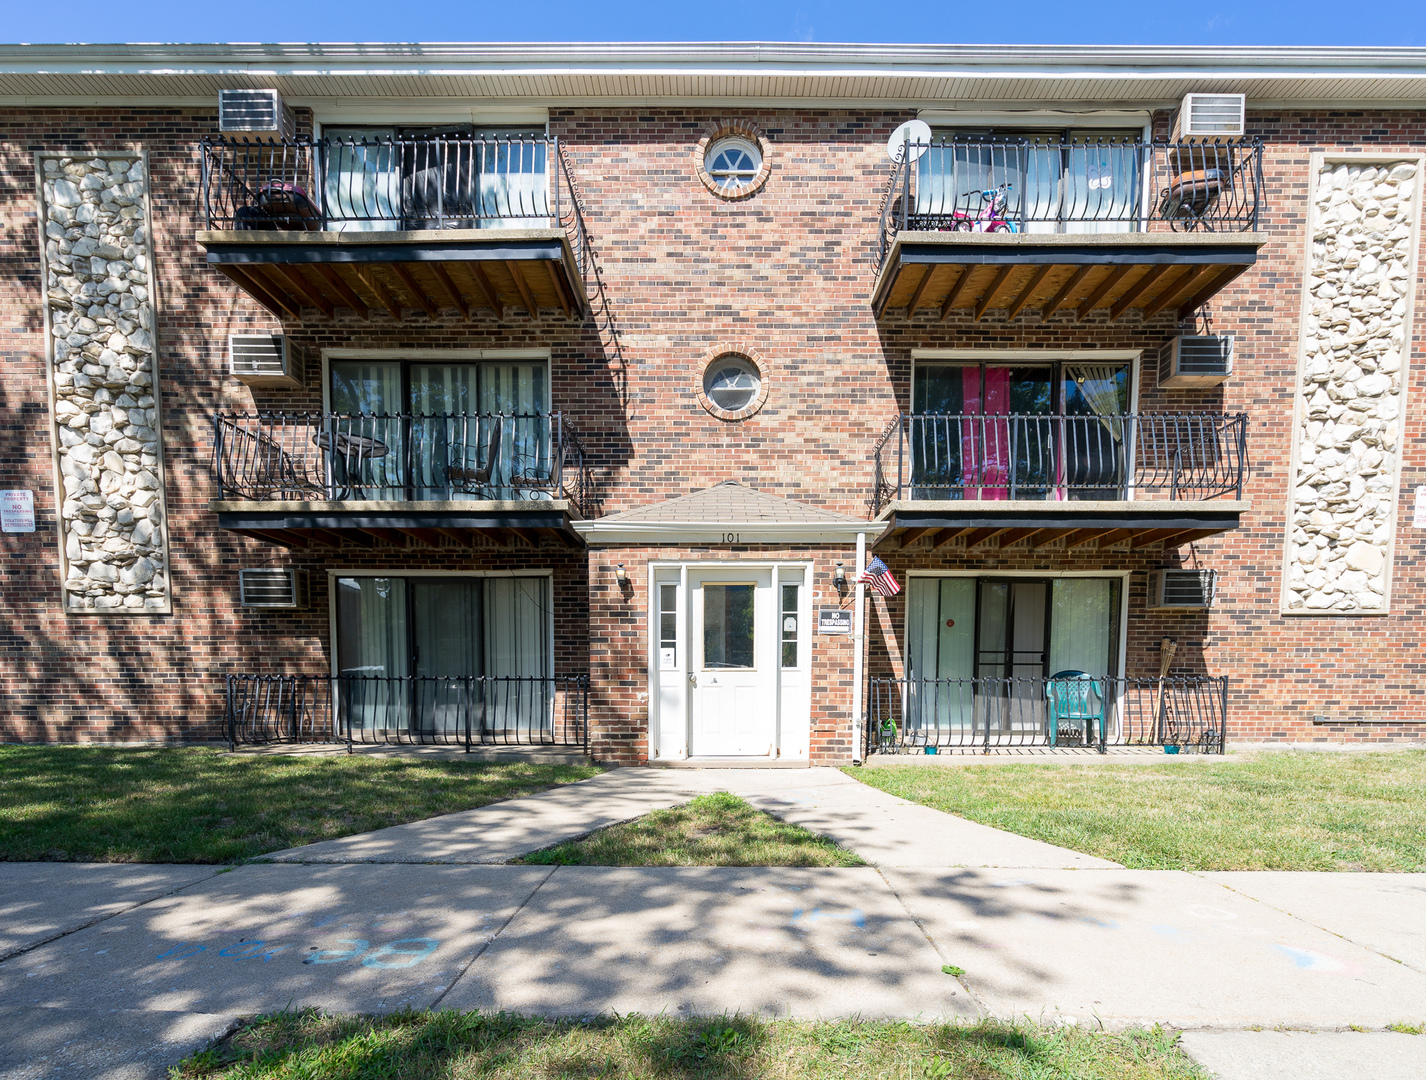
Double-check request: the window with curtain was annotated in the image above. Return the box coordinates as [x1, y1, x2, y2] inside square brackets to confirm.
[918, 129, 1142, 233]
[336, 575, 551, 737]
[911, 361, 1131, 500]
[321, 125, 548, 231]
[328, 359, 549, 501]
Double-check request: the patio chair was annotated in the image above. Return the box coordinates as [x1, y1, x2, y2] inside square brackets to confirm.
[222, 424, 326, 500]
[1045, 670, 1105, 747]
[446, 421, 503, 496]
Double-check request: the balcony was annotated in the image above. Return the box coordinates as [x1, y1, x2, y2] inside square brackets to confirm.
[872, 412, 1249, 549]
[873, 139, 1266, 321]
[197, 135, 589, 321]
[211, 412, 588, 548]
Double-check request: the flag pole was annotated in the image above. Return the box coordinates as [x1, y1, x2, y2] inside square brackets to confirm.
[851, 529, 867, 764]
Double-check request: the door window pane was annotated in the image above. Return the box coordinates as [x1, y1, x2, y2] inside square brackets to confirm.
[336, 576, 410, 731]
[703, 584, 755, 669]
[659, 584, 678, 669]
[1049, 578, 1119, 680]
[780, 584, 799, 668]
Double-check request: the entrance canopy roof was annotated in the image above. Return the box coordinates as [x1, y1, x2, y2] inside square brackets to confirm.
[575, 480, 884, 545]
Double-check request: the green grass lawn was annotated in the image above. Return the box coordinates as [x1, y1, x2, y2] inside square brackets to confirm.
[173, 1008, 1208, 1080]
[847, 751, 1426, 871]
[0, 746, 602, 864]
[518, 792, 864, 867]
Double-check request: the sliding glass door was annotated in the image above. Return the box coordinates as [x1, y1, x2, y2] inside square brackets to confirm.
[904, 576, 1121, 744]
[335, 575, 551, 738]
[911, 361, 1130, 501]
[328, 358, 549, 501]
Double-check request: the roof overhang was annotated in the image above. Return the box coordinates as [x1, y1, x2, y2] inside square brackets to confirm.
[873, 232, 1266, 323]
[2, 44, 1426, 107]
[876, 499, 1249, 552]
[574, 519, 887, 546]
[212, 499, 584, 549]
[198, 228, 585, 322]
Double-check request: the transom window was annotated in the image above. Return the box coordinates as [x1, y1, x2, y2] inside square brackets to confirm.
[705, 137, 762, 193]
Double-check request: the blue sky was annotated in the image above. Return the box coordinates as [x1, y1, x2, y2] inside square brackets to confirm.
[4, 0, 1425, 47]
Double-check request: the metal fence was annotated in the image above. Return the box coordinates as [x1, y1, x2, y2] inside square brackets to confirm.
[200, 134, 590, 277]
[878, 137, 1263, 267]
[867, 674, 1227, 755]
[226, 673, 590, 751]
[212, 411, 589, 514]
[873, 412, 1247, 512]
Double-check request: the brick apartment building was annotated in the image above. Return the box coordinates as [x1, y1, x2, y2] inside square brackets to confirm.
[1, 43, 1424, 762]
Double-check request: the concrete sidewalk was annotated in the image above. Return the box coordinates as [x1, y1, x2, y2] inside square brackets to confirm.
[2, 767, 1424, 1078]
[263, 765, 1117, 869]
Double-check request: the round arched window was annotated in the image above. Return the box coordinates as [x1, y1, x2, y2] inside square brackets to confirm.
[697, 351, 768, 421]
[704, 137, 763, 194]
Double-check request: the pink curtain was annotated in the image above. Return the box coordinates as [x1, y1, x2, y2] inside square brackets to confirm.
[963, 367, 1011, 499]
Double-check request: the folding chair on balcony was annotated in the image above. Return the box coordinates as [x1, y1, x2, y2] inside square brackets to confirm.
[1045, 670, 1105, 747]
[446, 421, 502, 497]
[224, 425, 326, 501]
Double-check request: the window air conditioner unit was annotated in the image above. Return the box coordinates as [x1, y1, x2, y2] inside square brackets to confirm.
[1158, 334, 1233, 389]
[1175, 93, 1246, 139]
[228, 333, 303, 388]
[1147, 569, 1217, 610]
[218, 89, 296, 140]
[239, 568, 306, 610]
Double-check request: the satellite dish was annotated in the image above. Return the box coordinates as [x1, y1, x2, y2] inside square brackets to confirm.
[887, 119, 932, 163]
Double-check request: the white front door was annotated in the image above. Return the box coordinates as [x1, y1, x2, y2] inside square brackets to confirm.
[689, 568, 776, 756]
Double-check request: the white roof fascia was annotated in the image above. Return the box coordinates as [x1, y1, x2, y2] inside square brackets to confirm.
[573, 519, 886, 546]
[2, 41, 1426, 78]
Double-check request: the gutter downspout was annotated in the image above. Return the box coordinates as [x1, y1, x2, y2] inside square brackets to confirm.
[851, 530, 867, 765]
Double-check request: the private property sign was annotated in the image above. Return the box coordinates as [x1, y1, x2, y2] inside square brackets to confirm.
[0, 490, 34, 533]
[817, 607, 852, 635]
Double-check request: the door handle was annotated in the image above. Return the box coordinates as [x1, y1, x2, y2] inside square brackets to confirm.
[688, 672, 698, 686]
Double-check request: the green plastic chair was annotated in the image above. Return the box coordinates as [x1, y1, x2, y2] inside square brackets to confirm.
[1045, 670, 1104, 747]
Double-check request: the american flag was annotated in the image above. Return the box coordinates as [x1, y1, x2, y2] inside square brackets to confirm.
[857, 556, 901, 597]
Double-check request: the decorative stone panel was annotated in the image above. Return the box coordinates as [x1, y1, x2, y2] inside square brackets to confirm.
[35, 150, 171, 614]
[1282, 154, 1423, 615]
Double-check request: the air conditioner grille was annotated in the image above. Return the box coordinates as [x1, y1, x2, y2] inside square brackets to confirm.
[218, 89, 294, 137]
[1151, 569, 1217, 609]
[239, 568, 303, 609]
[229, 334, 286, 376]
[1181, 93, 1246, 137]
[1158, 335, 1233, 388]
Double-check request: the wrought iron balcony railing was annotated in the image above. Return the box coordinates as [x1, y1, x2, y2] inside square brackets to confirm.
[878, 137, 1264, 269]
[200, 134, 589, 277]
[872, 412, 1247, 513]
[867, 674, 1227, 755]
[226, 673, 590, 751]
[212, 411, 589, 515]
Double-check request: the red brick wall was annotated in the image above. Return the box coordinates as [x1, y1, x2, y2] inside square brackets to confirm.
[1, 105, 1424, 750]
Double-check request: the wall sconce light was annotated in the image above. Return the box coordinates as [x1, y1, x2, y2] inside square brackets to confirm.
[614, 564, 628, 587]
[833, 562, 847, 590]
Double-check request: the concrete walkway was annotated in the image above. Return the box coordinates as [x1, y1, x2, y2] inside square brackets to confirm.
[2, 767, 1423, 1079]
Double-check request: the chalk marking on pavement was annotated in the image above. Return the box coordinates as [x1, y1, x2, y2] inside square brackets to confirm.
[427, 866, 557, 1010]
[1191, 873, 1418, 972]
[0, 869, 225, 966]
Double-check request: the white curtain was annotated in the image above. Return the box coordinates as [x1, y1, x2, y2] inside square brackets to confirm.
[1065, 365, 1127, 435]
[412, 578, 482, 734]
[328, 361, 403, 498]
[335, 577, 410, 732]
[485, 577, 551, 735]
[906, 578, 976, 735]
[1062, 135, 1141, 235]
[480, 362, 550, 499]
[323, 127, 401, 232]
[411, 364, 481, 499]
[476, 133, 550, 229]
[1048, 579, 1115, 680]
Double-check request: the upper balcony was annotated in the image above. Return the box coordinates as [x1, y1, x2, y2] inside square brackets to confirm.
[872, 412, 1249, 550]
[873, 138, 1267, 322]
[210, 411, 589, 548]
[197, 135, 589, 322]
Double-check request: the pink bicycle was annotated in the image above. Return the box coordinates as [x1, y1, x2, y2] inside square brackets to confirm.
[946, 182, 1018, 233]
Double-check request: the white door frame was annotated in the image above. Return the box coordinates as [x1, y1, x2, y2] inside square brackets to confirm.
[647, 559, 813, 761]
